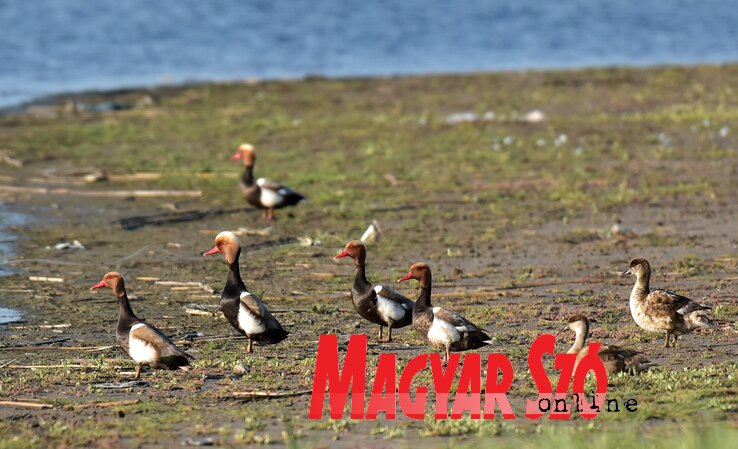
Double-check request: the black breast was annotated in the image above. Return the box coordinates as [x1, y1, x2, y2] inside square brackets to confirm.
[351, 285, 387, 326]
[220, 296, 246, 336]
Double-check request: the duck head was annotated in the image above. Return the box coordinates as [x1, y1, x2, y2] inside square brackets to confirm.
[398, 262, 431, 287]
[566, 314, 593, 334]
[230, 143, 255, 166]
[334, 240, 366, 265]
[91, 271, 126, 295]
[203, 231, 242, 265]
[622, 258, 650, 277]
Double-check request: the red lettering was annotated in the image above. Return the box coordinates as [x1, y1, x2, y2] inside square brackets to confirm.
[366, 353, 397, 419]
[398, 354, 429, 419]
[430, 353, 460, 419]
[450, 354, 481, 419]
[308, 334, 367, 419]
[525, 334, 555, 419]
[483, 353, 515, 419]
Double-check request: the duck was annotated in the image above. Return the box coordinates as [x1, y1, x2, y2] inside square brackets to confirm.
[231, 143, 305, 220]
[622, 258, 713, 348]
[203, 231, 288, 352]
[398, 262, 492, 363]
[91, 272, 193, 379]
[565, 314, 655, 374]
[334, 240, 414, 342]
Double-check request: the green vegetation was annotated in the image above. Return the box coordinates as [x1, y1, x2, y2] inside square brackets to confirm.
[0, 65, 736, 447]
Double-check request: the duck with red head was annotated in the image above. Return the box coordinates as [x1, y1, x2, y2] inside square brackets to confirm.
[565, 314, 655, 374]
[91, 272, 193, 379]
[231, 143, 305, 220]
[622, 258, 713, 348]
[398, 263, 492, 363]
[203, 231, 288, 353]
[334, 240, 414, 342]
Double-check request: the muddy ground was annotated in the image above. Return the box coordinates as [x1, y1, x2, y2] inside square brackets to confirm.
[0, 66, 737, 448]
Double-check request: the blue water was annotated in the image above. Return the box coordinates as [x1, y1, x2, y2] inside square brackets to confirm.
[1, 0, 738, 106]
[0, 204, 25, 324]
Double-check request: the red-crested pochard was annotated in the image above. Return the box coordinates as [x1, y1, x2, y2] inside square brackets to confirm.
[622, 258, 713, 348]
[398, 262, 492, 363]
[203, 231, 288, 352]
[231, 143, 305, 220]
[566, 315, 655, 374]
[334, 240, 414, 342]
[91, 272, 193, 379]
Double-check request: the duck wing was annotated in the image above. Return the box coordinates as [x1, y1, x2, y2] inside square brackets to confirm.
[257, 178, 305, 206]
[433, 307, 493, 348]
[649, 289, 711, 315]
[599, 344, 655, 373]
[130, 323, 194, 361]
[432, 307, 477, 331]
[240, 290, 287, 332]
[373, 284, 414, 324]
[374, 285, 414, 309]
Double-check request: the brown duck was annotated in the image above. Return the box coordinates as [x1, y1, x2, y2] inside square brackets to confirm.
[398, 262, 492, 363]
[91, 272, 193, 379]
[566, 314, 655, 374]
[203, 231, 289, 353]
[231, 143, 305, 220]
[334, 240, 414, 342]
[622, 258, 713, 348]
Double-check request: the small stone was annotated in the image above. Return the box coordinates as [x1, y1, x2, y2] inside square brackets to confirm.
[232, 364, 248, 375]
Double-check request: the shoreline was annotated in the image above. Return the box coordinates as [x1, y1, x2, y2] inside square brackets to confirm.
[4, 60, 738, 116]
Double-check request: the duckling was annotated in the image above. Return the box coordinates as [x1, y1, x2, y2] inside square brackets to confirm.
[622, 258, 713, 348]
[566, 315, 655, 374]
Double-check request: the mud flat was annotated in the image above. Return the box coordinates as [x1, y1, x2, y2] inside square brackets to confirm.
[0, 66, 737, 448]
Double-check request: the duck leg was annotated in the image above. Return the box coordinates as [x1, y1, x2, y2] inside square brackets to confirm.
[247, 337, 254, 354]
[443, 346, 451, 366]
[387, 326, 393, 343]
[377, 326, 383, 341]
[663, 331, 671, 348]
[134, 364, 142, 380]
[265, 208, 275, 221]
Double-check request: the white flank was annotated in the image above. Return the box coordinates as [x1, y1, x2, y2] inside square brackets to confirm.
[259, 187, 282, 208]
[128, 323, 158, 363]
[375, 286, 406, 322]
[428, 313, 460, 346]
[238, 303, 266, 335]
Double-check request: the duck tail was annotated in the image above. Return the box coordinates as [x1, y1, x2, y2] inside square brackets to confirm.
[627, 357, 657, 373]
[687, 310, 715, 329]
[178, 365, 191, 372]
[464, 330, 493, 349]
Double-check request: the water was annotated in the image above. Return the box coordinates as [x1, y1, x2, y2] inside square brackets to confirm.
[0, 307, 21, 325]
[2, 0, 738, 107]
[0, 204, 26, 324]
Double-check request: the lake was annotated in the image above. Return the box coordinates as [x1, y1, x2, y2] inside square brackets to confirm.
[2, 0, 738, 107]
